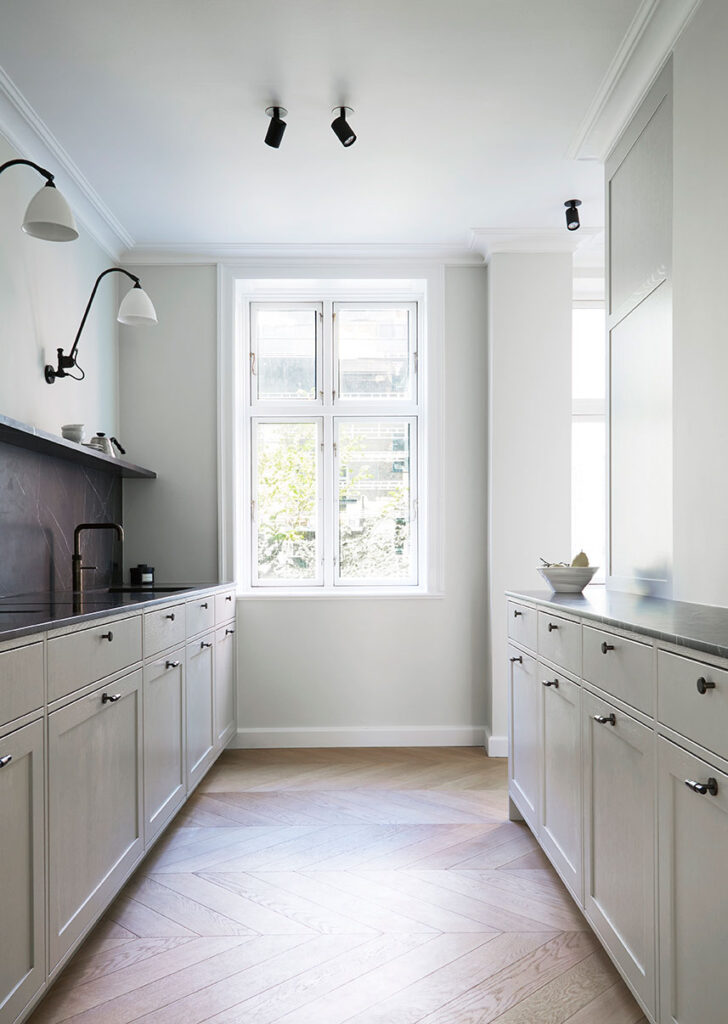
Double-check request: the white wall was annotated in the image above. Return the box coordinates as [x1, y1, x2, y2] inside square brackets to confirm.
[119, 264, 219, 582]
[0, 136, 118, 435]
[487, 253, 572, 748]
[672, 0, 728, 605]
[236, 266, 489, 747]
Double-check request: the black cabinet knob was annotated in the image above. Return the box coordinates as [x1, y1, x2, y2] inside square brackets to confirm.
[165, 659, 181, 669]
[102, 692, 121, 704]
[509, 655, 523, 664]
[201, 602, 208, 609]
[513, 609, 523, 618]
[542, 679, 559, 688]
[101, 631, 113, 642]
[201, 641, 212, 649]
[166, 613, 175, 621]
[0, 754, 12, 768]
[593, 713, 616, 726]
[226, 595, 232, 602]
[696, 677, 716, 695]
[685, 778, 719, 796]
[547, 622, 559, 632]
[600, 641, 615, 654]
[225, 628, 235, 636]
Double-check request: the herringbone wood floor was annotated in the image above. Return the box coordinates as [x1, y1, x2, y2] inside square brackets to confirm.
[28, 748, 646, 1024]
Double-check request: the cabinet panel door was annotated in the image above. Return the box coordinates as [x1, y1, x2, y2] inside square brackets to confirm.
[658, 738, 728, 1024]
[186, 636, 215, 790]
[214, 625, 236, 751]
[143, 653, 185, 844]
[583, 690, 655, 1016]
[508, 646, 540, 831]
[48, 670, 143, 972]
[540, 669, 582, 902]
[0, 719, 45, 1024]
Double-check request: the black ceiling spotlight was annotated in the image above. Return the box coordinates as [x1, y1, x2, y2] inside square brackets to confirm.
[564, 199, 582, 231]
[331, 106, 356, 147]
[264, 106, 288, 148]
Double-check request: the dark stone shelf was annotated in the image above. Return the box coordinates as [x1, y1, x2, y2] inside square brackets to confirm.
[0, 413, 156, 479]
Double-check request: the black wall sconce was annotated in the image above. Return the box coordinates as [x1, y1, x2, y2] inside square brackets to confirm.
[264, 106, 288, 148]
[45, 267, 157, 384]
[331, 107, 356, 147]
[0, 158, 78, 240]
[564, 199, 582, 231]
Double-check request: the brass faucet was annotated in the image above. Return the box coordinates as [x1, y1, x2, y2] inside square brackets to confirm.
[72, 522, 124, 592]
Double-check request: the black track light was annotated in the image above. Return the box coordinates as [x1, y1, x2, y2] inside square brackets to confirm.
[331, 106, 356, 147]
[264, 106, 288, 148]
[564, 199, 582, 231]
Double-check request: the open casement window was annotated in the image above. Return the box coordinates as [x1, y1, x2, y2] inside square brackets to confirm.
[248, 299, 421, 589]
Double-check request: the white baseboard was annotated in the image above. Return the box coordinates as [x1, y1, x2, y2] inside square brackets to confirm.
[485, 730, 509, 758]
[232, 726, 487, 749]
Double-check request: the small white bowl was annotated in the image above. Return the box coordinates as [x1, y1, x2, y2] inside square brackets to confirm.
[538, 565, 598, 594]
[61, 423, 84, 443]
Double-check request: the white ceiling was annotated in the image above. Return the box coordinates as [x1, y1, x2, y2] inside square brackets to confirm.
[0, 0, 642, 248]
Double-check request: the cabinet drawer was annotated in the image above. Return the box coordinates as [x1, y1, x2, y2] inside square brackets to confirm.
[48, 616, 142, 702]
[0, 640, 44, 726]
[658, 650, 728, 760]
[538, 612, 581, 675]
[186, 595, 215, 638]
[215, 589, 236, 624]
[582, 625, 653, 714]
[507, 601, 537, 651]
[144, 603, 186, 658]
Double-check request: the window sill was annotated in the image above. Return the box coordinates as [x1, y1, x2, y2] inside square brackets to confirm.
[236, 587, 444, 600]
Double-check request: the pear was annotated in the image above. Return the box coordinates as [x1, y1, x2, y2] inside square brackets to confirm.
[571, 551, 589, 567]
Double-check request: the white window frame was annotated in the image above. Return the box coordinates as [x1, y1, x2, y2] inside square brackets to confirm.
[249, 301, 323, 408]
[333, 301, 418, 408]
[217, 266, 444, 598]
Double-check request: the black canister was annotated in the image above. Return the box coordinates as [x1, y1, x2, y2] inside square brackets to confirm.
[130, 563, 155, 587]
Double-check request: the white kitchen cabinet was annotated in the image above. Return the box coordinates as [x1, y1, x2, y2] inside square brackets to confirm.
[0, 719, 45, 1024]
[658, 738, 728, 1024]
[214, 624, 236, 751]
[47, 669, 143, 973]
[508, 646, 540, 831]
[582, 689, 655, 1017]
[143, 651, 186, 844]
[539, 667, 582, 901]
[186, 633, 215, 790]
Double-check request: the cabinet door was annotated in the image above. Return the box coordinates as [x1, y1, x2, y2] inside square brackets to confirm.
[540, 668, 582, 901]
[186, 635, 215, 790]
[658, 738, 728, 1024]
[508, 646, 540, 831]
[0, 719, 45, 1024]
[48, 670, 143, 973]
[214, 624, 236, 751]
[583, 690, 655, 1016]
[143, 652, 185, 845]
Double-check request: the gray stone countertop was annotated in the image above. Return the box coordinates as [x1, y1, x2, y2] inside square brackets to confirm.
[506, 586, 728, 661]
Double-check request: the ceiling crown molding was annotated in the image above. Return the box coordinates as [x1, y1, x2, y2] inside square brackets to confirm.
[0, 64, 133, 259]
[568, 0, 702, 161]
[469, 227, 601, 264]
[121, 241, 485, 266]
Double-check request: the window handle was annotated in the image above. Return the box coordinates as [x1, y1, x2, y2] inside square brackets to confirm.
[250, 351, 257, 375]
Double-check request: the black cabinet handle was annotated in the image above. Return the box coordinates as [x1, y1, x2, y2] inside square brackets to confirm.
[513, 609, 523, 618]
[509, 655, 523, 664]
[226, 595, 232, 602]
[102, 692, 121, 704]
[600, 641, 615, 654]
[201, 641, 212, 649]
[101, 631, 113, 642]
[547, 622, 559, 632]
[166, 613, 175, 621]
[225, 628, 235, 636]
[542, 678, 559, 688]
[697, 677, 716, 695]
[201, 602, 208, 609]
[593, 713, 616, 726]
[685, 778, 719, 796]
[165, 659, 181, 669]
[0, 754, 12, 768]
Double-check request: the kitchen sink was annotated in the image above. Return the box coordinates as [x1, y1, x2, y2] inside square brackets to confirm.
[107, 586, 191, 594]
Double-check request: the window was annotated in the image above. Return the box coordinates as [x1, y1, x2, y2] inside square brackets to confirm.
[246, 297, 422, 590]
[571, 304, 606, 579]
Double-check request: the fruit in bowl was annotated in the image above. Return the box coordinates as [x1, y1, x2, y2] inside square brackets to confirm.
[538, 552, 598, 593]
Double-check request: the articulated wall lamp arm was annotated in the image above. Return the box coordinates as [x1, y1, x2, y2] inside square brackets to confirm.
[45, 267, 158, 384]
[0, 158, 78, 241]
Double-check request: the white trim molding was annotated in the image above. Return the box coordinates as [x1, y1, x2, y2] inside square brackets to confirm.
[485, 730, 509, 758]
[123, 242, 484, 266]
[232, 726, 487, 749]
[469, 227, 601, 264]
[0, 64, 132, 259]
[568, 0, 702, 161]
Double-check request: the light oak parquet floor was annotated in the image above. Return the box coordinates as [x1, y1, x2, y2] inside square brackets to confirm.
[28, 748, 647, 1024]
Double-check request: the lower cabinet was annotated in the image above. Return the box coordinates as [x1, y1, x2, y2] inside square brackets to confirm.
[657, 738, 728, 1024]
[143, 652, 186, 844]
[186, 634, 215, 790]
[508, 647, 540, 831]
[214, 624, 236, 750]
[0, 719, 45, 1024]
[582, 689, 655, 1017]
[47, 670, 143, 973]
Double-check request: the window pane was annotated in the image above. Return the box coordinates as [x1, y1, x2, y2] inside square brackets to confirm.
[572, 308, 606, 401]
[254, 422, 319, 582]
[337, 420, 415, 582]
[254, 308, 317, 401]
[337, 307, 413, 399]
[572, 418, 606, 581]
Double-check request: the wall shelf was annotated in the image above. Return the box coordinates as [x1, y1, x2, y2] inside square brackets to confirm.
[0, 413, 157, 479]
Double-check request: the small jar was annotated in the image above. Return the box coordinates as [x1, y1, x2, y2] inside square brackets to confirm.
[130, 564, 155, 587]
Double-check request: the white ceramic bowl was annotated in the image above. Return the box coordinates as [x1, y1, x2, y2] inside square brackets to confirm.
[538, 565, 598, 594]
[61, 423, 84, 443]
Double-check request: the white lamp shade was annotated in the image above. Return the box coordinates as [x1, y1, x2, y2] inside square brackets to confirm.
[22, 184, 78, 241]
[117, 285, 158, 326]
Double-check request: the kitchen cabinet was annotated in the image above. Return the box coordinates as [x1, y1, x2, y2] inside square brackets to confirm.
[507, 646, 540, 831]
[47, 614, 142, 702]
[0, 719, 45, 1024]
[143, 651, 186, 844]
[186, 633, 215, 790]
[47, 669, 143, 973]
[658, 738, 728, 1024]
[214, 623, 236, 751]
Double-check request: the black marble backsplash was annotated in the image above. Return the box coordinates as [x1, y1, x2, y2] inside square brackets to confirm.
[0, 439, 122, 596]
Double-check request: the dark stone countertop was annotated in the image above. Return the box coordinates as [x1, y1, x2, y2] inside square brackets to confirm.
[0, 583, 234, 644]
[506, 586, 728, 661]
